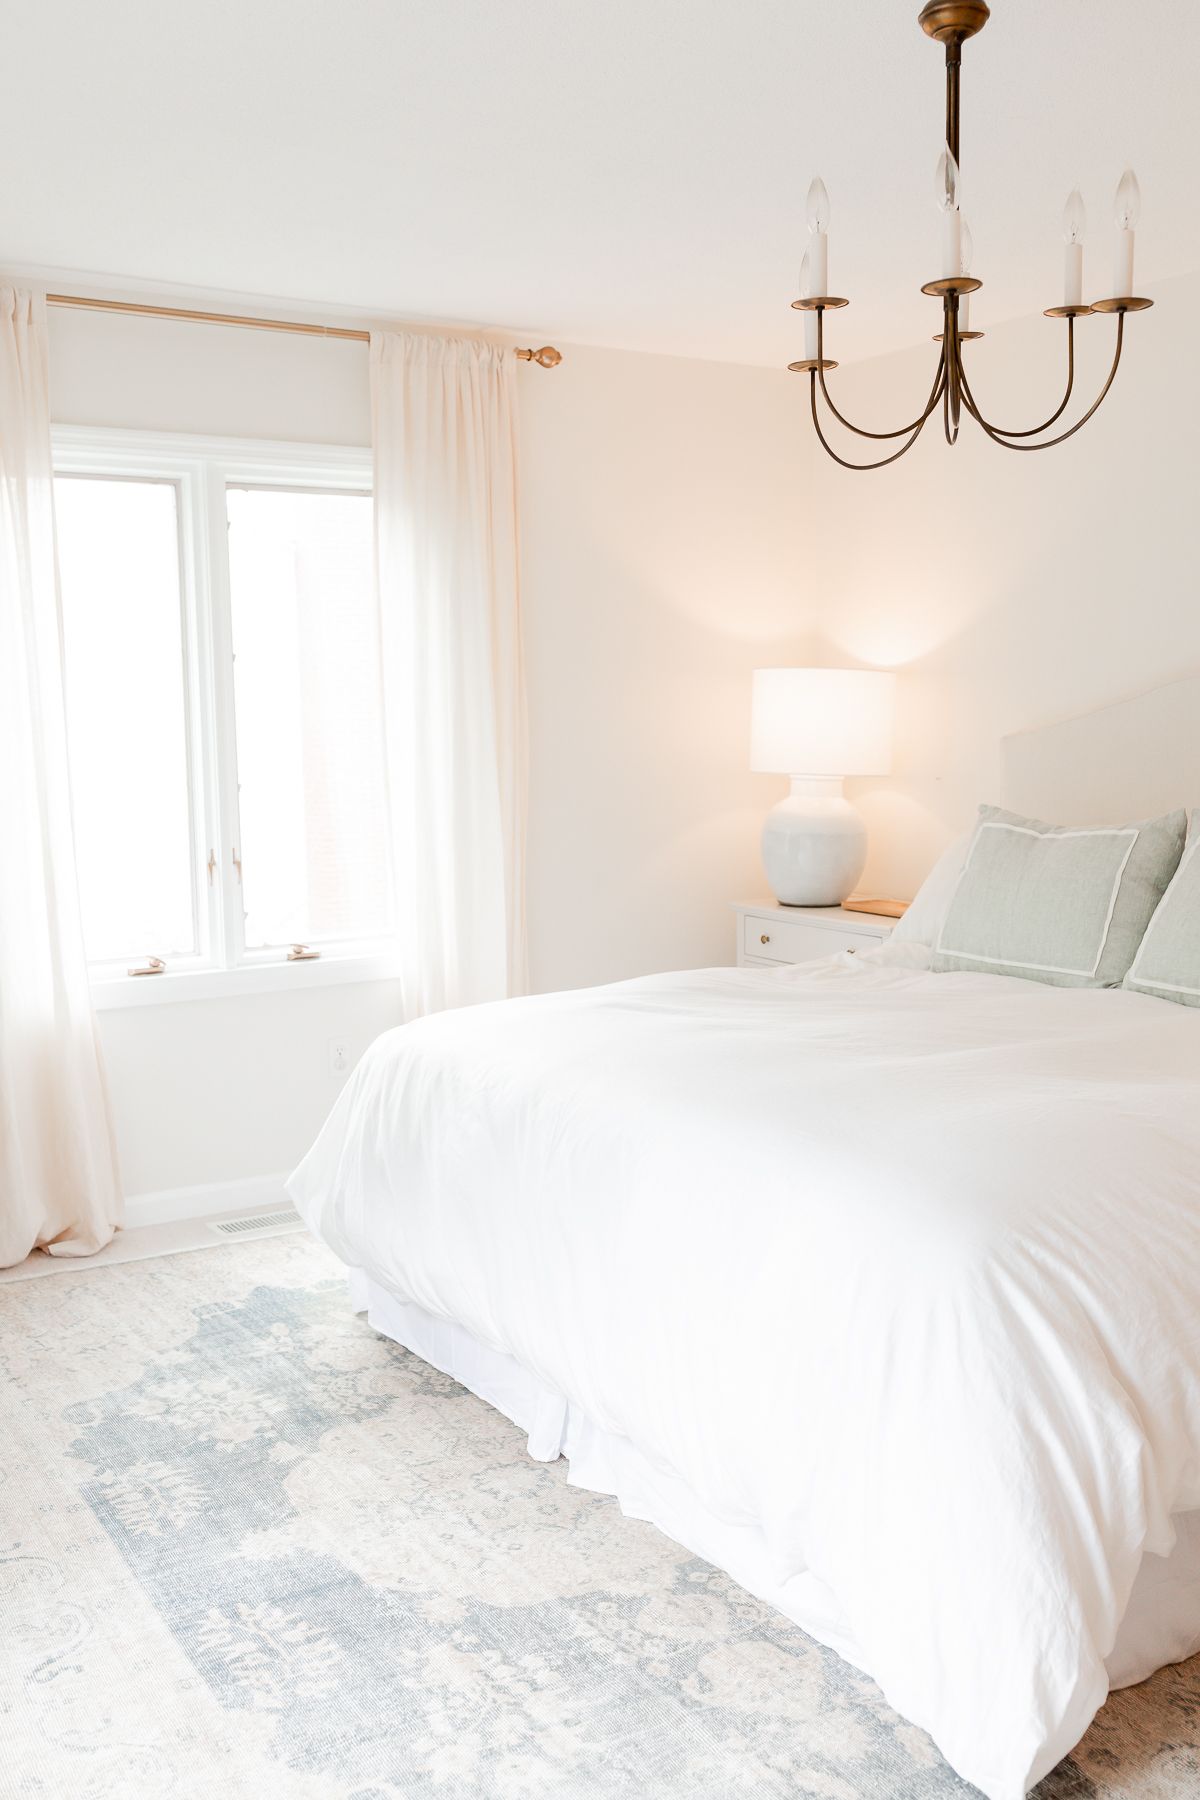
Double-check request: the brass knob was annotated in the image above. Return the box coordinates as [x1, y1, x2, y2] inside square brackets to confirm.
[760, 934, 770, 944]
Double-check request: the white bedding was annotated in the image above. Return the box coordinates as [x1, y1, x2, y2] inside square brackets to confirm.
[288, 949, 1200, 1798]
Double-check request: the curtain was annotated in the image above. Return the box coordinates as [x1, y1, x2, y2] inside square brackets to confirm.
[0, 288, 122, 1267]
[371, 332, 527, 1017]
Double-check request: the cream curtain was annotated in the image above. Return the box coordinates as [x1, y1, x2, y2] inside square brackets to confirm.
[0, 288, 122, 1267]
[371, 332, 527, 1016]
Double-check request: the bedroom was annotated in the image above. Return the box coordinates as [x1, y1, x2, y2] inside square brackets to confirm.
[2, 2, 1198, 1796]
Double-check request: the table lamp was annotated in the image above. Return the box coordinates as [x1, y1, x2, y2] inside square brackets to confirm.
[751, 667, 895, 906]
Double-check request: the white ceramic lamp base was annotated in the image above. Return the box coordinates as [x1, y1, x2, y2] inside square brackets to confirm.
[761, 775, 867, 907]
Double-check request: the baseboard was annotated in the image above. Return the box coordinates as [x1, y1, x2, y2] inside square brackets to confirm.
[123, 1172, 291, 1230]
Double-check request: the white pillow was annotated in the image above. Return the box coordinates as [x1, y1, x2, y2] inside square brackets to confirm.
[890, 831, 972, 946]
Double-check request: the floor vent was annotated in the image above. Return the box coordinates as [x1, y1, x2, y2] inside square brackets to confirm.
[208, 1208, 304, 1240]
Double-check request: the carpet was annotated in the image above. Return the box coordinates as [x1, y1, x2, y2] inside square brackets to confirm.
[1, 1233, 1197, 1798]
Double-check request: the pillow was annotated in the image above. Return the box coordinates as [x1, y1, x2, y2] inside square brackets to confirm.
[1124, 816, 1200, 1007]
[931, 803, 1187, 988]
[890, 831, 972, 946]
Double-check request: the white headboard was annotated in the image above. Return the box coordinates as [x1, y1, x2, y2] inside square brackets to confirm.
[1002, 672, 1200, 824]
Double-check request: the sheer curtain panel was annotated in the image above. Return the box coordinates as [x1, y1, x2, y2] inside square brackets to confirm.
[0, 288, 122, 1266]
[371, 332, 527, 1016]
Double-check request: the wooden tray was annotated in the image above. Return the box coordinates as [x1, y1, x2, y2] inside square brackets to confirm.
[841, 897, 909, 920]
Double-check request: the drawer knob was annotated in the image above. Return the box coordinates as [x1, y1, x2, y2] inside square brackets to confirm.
[760, 933, 770, 944]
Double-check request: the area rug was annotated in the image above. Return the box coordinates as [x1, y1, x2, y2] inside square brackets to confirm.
[1, 1235, 1197, 1799]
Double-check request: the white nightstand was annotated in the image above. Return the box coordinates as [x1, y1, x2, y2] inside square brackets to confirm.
[733, 900, 896, 968]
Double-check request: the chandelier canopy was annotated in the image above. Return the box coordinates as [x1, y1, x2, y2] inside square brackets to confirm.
[794, 1, 1153, 470]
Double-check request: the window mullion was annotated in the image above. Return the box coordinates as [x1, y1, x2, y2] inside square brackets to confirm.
[174, 466, 220, 972]
[200, 463, 246, 971]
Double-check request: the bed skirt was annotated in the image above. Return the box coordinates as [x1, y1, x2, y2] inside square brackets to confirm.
[349, 1270, 1200, 1698]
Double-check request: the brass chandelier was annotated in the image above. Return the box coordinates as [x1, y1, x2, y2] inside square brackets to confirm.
[793, 0, 1153, 470]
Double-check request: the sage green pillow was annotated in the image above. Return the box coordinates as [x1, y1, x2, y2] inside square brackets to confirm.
[1124, 818, 1200, 1007]
[931, 803, 1187, 988]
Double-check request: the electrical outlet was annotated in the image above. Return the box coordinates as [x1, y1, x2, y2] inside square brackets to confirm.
[328, 1037, 350, 1075]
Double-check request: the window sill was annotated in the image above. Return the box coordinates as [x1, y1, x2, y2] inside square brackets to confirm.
[89, 950, 401, 1010]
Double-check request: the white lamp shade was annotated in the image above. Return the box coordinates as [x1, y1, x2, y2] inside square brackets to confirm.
[751, 667, 895, 777]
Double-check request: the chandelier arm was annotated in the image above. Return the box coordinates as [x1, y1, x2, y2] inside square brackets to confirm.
[958, 315, 1125, 451]
[809, 367, 943, 470]
[943, 392, 960, 445]
[813, 308, 949, 443]
[959, 317, 1079, 438]
[815, 334, 947, 440]
[943, 316, 961, 444]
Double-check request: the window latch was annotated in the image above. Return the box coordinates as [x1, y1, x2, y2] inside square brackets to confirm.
[232, 847, 242, 885]
[128, 956, 166, 978]
[207, 849, 217, 886]
[287, 944, 321, 962]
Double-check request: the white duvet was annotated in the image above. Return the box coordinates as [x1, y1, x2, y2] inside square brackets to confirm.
[289, 949, 1200, 1798]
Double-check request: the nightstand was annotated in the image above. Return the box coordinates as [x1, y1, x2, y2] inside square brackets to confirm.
[733, 900, 896, 968]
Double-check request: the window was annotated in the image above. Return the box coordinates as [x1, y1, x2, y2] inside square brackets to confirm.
[226, 486, 390, 951]
[53, 430, 391, 1000]
[57, 476, 196, 963]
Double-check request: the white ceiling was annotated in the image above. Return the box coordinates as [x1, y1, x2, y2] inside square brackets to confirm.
[1, 0, 1196, 366]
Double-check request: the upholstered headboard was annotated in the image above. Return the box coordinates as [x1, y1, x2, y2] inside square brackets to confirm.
[1001, 672, 1200, 824]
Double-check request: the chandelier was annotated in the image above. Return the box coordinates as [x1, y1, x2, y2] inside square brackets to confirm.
[794, 1, 1152, 470]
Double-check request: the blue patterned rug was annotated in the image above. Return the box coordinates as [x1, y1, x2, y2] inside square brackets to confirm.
[2, 1234, 1197, 1798]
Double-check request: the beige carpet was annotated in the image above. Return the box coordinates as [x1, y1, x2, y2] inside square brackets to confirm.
[1, 1233, 1197, 1798]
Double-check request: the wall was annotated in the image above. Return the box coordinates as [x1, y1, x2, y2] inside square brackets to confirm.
[519, 344, 812, 991]
[803, 270, 1200, 899]
[48, 306, 812, 1203]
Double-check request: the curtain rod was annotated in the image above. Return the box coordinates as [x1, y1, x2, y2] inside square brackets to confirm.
[43, 292, 563, 366]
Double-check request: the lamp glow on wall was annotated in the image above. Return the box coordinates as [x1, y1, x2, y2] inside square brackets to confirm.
[751, 668, 895, 906]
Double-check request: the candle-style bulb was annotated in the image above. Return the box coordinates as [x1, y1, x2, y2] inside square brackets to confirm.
[958, 218, 975, 330]
[1062, 188, 1086, 245]
[1062, 189, 1085, 306]
[798, 250, 818, 358]
[936, 144, 963, 277]
[935, 144, 961, 214]
[1114, 168, 1141, 230]
[804, 178, 830, 300]
[1111, 169, 1139, 299]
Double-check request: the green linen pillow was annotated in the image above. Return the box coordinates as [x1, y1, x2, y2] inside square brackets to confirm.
[1123, 818, 1200, 1007]
[931, 803, 1187, 988]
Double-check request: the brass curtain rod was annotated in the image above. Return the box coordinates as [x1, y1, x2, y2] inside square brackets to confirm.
[44, 291, 563, 366]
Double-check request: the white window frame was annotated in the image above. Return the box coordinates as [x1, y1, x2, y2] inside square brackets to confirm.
[53, 426, 397, 1009]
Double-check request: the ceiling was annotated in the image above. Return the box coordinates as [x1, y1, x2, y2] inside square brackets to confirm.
[1, 0, 1196, 366]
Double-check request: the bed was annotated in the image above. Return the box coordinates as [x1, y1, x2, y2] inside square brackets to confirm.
[288, 679, 1200, 1800]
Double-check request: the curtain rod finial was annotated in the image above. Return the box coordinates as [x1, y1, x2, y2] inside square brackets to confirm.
[515, 345, 562, 368]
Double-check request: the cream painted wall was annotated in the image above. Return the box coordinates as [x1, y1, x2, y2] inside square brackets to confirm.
[48, 310, 810, 1197]
[803, 271, 1200, 900]
[519, 344, 811, 992]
